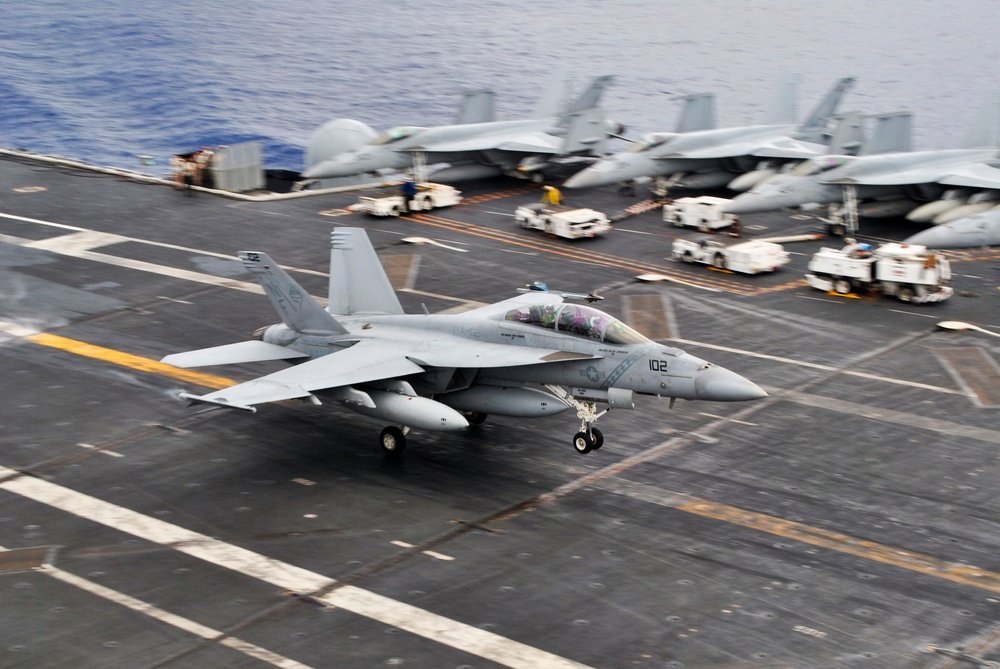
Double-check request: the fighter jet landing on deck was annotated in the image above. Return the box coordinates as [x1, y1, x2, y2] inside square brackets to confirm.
[162, 228, 765, 456]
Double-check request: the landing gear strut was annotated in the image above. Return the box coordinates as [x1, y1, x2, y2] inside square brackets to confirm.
[546, 385, 609, 455]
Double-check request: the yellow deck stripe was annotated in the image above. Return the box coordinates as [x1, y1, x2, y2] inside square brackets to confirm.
[27, 332, 1000, 595]
[680, 499, 1000, 594]
[27, 333, 234, 390]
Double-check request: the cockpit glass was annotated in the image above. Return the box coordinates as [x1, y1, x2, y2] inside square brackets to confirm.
[369, 126, 423, 146]
[503, 304, 649, 345]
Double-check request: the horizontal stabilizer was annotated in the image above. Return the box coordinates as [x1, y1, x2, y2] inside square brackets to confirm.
[161, 340, 308, 368]
[178, 392, 258, 412]
[180, 378, 314, 408]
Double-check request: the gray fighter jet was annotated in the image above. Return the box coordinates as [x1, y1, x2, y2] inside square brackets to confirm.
[904, 208, 1000, 248]
[161, 228, 765, 456]
[302, 75, 622, 183]
[563, 76, 856, 191]
[724, 95, 1000, 221]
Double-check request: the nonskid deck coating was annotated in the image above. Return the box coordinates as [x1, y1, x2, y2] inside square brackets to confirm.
[0, 155, 999, 668]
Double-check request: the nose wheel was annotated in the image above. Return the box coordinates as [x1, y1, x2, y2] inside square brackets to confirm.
[572, 427, 604, 454]
[379, 425, 409, 456]
[546, 385, 608, 455]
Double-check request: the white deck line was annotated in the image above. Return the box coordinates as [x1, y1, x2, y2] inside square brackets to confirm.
[0, 467, 594, 669]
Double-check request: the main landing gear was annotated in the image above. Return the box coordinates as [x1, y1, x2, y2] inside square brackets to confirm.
[380, 425, 409, 456]
[546, 385, 608, 455]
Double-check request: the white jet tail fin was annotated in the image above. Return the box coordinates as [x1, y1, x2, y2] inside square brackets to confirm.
[455, 90, 496, 124]
[560, 108, 610, 155]
[328, 228, 405, 316]
[563, 75, 615, 115]
[674, 93, 716, 133]
[532, 68, 572, 119]
[826, 111, 865, 155]
[962, 91, 1000, 149]
[239, 251, 348, 335]
[861, 112, 913, 155]
[796, 77, 857, 141]
[762, 72, 800, 125]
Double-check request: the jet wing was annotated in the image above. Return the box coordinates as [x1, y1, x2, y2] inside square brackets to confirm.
[825, 162, 993, 187]
[408, 131, 563, 155]
[660, 137, 825, 160]
[162, 340, 309, 368]
[178, 340, 425, 410]
[406, 339, 599, 368]
[938, 163, 1000, 189]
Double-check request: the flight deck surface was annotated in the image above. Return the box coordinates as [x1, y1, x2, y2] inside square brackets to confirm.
[1, 155, 1000, 668]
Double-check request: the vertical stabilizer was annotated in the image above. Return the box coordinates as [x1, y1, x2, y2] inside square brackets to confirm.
[961, 91, 1000, 148]
[563, 75, 615, 115]
[239, 252, 348, 334]
[328, 228, 405, 316]
[762, 72, 800, 125]
[861, 112, 913, 155]
[826, 111, 865, 155]
[560, 108, 609, 155]
[674, 93, 716, 133]
[796, 77, 857, 139]
[455, 90, 496, 124]
[532, 69, 572, 119]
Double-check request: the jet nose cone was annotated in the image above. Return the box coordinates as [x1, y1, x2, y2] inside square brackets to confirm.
[903, 225, 953, 249]
[695, 365, 767, 402]
[721, 193, 771, 215]
[564, 166, 606, 189]
[302, 160, 343, 179]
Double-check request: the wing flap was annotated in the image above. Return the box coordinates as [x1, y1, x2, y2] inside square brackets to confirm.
[161, 340, 309, 368]
[414, 131, 562, 155]
[938, 163, 1000, 189]
[177, 340, 425, 409]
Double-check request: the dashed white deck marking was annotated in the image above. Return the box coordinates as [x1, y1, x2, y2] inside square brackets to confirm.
[0, 467, 594, 669]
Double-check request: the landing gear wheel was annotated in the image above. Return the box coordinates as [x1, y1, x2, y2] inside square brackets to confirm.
[834, 278, 851, 295]
[573, 431, 594, 454]
[531, 172, 545, 184]
[590, 427, 604, 450]
[898, 286, 915, 303]
[828, 222, 847, 237]
[380, 426, 406, 456]
[466, 412, 488, 425]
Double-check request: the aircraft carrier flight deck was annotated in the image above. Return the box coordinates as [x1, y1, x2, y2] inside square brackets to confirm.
[1, 153, 1000, 669]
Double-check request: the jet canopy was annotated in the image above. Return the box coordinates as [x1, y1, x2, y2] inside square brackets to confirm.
[503, 303, 649, 345]
[369, 126, 425, 146]
[625, 132, 676, 154]
[788, 155, 854, 177]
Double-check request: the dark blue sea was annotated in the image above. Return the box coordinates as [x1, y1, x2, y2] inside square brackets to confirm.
[2, 1, 998, 175]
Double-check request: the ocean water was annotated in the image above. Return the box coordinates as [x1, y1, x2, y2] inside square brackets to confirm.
[2, 1, 998, 175]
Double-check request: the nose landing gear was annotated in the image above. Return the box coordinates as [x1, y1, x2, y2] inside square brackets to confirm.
[546, 385, 609, 455]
